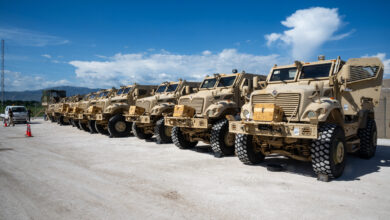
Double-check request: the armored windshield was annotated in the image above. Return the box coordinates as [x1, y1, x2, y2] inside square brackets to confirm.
[300, 63, 332, 79]
[217, 76, 236, 87]
[99, 91, 109, 97]
[200, 78, 217, 89]
[156, 85, 167, 93]
[116, 89, 123, 95]
[166, 84, 178, 92]
[122, 87, 132, 94]
[269, 67, 297, 82]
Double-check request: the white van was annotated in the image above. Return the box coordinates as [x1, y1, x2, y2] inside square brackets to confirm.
[3, 106, 28, 123]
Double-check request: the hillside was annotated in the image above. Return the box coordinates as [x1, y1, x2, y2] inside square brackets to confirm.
[3, 86, 101, 101]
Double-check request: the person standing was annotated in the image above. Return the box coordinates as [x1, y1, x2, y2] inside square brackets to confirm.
[27, 109, 32, 122]
[8, 108, 15, 126]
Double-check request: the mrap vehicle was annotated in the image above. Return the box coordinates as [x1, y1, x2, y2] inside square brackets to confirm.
[229, 56, 384, 179]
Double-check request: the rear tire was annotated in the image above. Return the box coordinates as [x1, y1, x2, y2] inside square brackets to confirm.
[79, 120, 90, 132]
[357, 119, 377, 159]
[235, 134, 264, 164]
[88, 120, 98, 134]
[108, 114, 131, 137]
[211, 119, 235, 157]
[95, 122, 108, 135]
[132, 123, 153, 139]
[154, 118, 172, 144]
[311, 124, 346, 179]
[171, 126, 198, 149]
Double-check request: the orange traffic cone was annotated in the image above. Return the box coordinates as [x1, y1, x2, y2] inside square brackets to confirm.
[4, 120, 7, 127]
[26, 124, 32, 137]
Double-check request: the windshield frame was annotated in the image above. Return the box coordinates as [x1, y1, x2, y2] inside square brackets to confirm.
[200, 74, 238, 89]
[268, 66, 298, 83]
[298, 62, 334, 80]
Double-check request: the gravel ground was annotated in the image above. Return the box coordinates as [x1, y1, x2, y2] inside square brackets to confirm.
[0, 119, 389, 220]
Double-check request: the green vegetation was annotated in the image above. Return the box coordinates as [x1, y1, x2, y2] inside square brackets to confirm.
[0, 100, 45, 117]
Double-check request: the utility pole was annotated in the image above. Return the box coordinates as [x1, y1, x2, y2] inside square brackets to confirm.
[1, 39, 4, 106]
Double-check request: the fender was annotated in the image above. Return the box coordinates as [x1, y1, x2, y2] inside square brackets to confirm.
[104, 103, 130, 115]
[205, 100, 238, 118]
[301, 98, 342, 122]
[150, 103, 175, 116]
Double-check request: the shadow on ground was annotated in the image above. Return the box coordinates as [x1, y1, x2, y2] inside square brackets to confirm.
[251, 145, 390, 181]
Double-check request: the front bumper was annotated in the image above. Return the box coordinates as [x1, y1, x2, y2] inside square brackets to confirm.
[125, 115, 152, 124]
[229, 120, 318, 139]
[165, 117, 208, 129]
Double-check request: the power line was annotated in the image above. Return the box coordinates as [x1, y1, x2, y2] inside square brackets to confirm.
[1, 39, 4, 105]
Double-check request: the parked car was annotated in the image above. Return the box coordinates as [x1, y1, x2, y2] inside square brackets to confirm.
[3, 106, 29, 123]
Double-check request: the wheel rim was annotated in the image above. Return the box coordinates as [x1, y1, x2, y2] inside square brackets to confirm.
[115, 121, 126, 132]
[224, 132, 235, 147]
[335, 142, 345, 164]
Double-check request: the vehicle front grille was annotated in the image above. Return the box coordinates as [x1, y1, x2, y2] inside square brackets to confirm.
[179, 98, 204, 114]
[136, 100, 150, 112]
[252, 93, 300, 118]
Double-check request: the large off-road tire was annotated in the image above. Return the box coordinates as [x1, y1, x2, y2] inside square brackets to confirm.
[357, 119, 377, 159]
[69, 118, 75, 127]
[88, 120, 98, 134]
[211, 119, 235, 157]
[108, 114, 131, 137]
[74, 119, 81, 129]
[132, 123, 153, 140]
[171, 126, 198, 149]
[235, 134, 265, 164]
[311, 124, 346, 179]
[154, 118, 172, 144]
[58, 116, 66, 126]
[79, 120, 90, 132]
[95, 122, 108, 135]
[49, 116, 55, 122]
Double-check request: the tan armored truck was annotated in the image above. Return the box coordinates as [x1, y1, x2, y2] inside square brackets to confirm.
[165, 70, 266, 156]
[77, 91, 104, 131]
[229, 56, 384, 179]
[61, 95, 84, 126]
[125, 80, 200, 144]
[74, 92, 98, 130]
[93, 84, 157, 137]
[41, 89, 66, 122]
[82, 88, 117, 133]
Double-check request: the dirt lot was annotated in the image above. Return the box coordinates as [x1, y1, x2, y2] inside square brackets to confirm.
[0, 119, 389, 219]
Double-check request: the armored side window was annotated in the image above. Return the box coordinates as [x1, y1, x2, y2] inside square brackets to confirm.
[138, 89, 147, 96]
[269, 68, 297, 81]
[348, 66, 379, 82]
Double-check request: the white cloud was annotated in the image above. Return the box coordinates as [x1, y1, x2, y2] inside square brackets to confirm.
[41, 54, 52, 59]
[363, 53, 390, 78]
[69, 49, 281, 88]
[265, 7, 351, 60]
[4, 70, 71, 91]
[0, 27, 69, 47]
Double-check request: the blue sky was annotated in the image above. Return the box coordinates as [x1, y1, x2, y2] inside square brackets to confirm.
[0, 0, 389, 90]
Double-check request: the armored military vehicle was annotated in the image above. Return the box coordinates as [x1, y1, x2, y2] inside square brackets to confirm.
[93, 84, 157, 137]
[61, 95, 83, 126]
[74, 92, 98, 130]
[165, 70, 266, 156]
[229, 56, 384, 179]
[41, 89, 66, 122]
[125, 80, 200, 143]
[82, 89, 116, 133]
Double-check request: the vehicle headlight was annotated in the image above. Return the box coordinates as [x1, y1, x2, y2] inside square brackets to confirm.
[243, 110, 251, 119]
[307, 111, 317, 119]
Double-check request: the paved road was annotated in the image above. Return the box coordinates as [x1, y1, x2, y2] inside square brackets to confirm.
[1, 119, 389, 219]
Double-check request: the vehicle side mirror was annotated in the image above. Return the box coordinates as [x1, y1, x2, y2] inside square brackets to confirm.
[185, 86, 190, 95]
[241, 86, 249, 97]
[134, 88, 139, 97]
[253, 76, 259, 89]
[151, 89, 155, 95]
